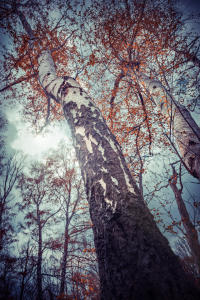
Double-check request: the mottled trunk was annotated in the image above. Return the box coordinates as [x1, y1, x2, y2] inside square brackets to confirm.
[37, 208, 43, 300]
[38, 51, 200, 299]
[136, 72, 200, 180]
[59, 218, 69, 295]
[169, 169, 200, 272]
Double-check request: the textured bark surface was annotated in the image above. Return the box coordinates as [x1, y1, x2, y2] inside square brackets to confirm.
[136, 72, 200, 180]
[38, 51, 200, 300]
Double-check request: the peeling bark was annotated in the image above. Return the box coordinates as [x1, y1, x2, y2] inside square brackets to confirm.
[136, 72, 200, 180]
[38, 50, 200, 300]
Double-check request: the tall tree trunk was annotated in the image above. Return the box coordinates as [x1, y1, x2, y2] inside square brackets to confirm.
[12, 1, 35, 47]
[19, 242, 29, 300]
[38, 50, 200, 300]
[169, 166, 200, 272]
[136, 71, 200, 180]
[59, 217, 69, 295]
[37, 207, 43, 300]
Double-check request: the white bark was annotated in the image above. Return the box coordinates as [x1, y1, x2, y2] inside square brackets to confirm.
[38, 50, 137, 199]
[136, 72, 200, 180]
[37, 50, 200, 300]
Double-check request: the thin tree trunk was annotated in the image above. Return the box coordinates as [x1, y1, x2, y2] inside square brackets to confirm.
[13, 1, 35, 46]
[138, 166, 143, 198]
[169, 166, 200, 272]
[59, 217, 69, 295]
[19, 242, 29, 300]
[38, 50, 200, 300]
[37, 207, 43, 300]
[136, 71, 200, 180]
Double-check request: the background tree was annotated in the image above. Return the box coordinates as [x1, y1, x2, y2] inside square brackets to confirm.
[0, 152, 24, 300]
[17, 240, 37, 300]
[0, 252, 18, 300]
[15, 141, 97, 300]
[0, 112, 7, 176]
[143, 159, 200, 279]
[175, 237, 200, 289]
[17, 161, 61, 300]
[81, 0, 200, 179]
[169, 164, 200, 271]
[0, 153, 24, 249]
[44, 141, 95, 297]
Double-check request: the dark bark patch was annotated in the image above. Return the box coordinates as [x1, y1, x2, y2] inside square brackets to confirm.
[63, 76, 70, 81]
[60, 81, 73, 97]
[189, 140, 196, 145]
[63, 101, 77, 111]
[188, 156, 195, 170]
[191, 168, 198, 179]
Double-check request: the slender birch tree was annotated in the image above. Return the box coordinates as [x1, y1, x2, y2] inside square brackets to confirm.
[135, 71, 200, 179]
[82, 0, 200, 180]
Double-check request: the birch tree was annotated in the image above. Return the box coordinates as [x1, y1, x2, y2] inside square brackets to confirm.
[82, 0, 200, 281]
[135, 71, 200, 179]
[37, 49, 200, 299]
[83, 0, 200, 181]
[1, 0, 200, 298]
